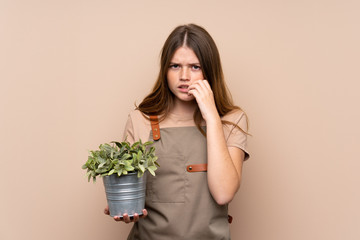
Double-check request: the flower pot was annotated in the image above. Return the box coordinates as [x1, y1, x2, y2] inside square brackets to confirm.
[103, 172, 146, 217]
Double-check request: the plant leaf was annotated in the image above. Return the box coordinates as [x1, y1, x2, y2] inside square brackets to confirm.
[144, 141, 153, 146]
[111, 141, 122, 149]
[137, 151, 142, 160]
[138, 164, 145, 173]
[108, 169, 115, 175]
[148, 167, 155, 176]
[131, 141, 140, 149]
[125, 165, 135, 171]
[121, 154, 131, 160]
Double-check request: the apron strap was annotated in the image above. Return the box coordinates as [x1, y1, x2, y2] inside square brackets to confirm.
[150, 115, 161, 141]
[186, 164, 207, 172]
[228, 215, 233, 224]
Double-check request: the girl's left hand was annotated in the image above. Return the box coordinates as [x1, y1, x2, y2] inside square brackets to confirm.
[188, 80, 219, 122]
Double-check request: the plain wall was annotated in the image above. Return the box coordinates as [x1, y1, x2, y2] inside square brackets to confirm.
[1, 0, 359, 239]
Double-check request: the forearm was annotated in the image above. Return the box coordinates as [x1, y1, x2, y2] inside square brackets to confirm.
[187, 79, 243, 204]
[206, 116, 241, 205]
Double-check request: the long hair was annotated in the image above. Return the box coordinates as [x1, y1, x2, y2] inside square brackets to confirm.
[137, 24, 248, 135]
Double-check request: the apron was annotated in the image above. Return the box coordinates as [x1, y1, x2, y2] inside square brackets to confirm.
[127, 116, 230, 240]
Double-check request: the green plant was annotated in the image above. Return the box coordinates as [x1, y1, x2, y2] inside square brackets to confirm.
[82, 140, 159, 182]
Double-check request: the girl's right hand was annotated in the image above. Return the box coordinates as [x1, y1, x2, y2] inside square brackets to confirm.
[104, 206, 148, 223]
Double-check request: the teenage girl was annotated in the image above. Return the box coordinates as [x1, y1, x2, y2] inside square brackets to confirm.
[104, 23, 250, 240]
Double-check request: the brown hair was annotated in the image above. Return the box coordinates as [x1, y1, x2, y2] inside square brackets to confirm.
[137, 23, 248, 135]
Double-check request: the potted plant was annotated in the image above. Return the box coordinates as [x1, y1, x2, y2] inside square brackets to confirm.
[82, 140, 159, 217]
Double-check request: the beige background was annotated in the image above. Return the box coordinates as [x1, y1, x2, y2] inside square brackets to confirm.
[1, 0, 359, 239]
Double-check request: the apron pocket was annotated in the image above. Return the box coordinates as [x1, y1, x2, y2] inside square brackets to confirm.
[148, 153, 186, 203]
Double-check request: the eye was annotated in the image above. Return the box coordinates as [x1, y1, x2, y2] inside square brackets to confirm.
[169, 64, 180, 69]
[192, 65, 201, 70]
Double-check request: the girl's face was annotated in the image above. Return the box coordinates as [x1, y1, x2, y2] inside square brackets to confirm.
[167, 46, 204, 103]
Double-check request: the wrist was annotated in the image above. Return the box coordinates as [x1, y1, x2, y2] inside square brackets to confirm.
[205, 114, 221, 126]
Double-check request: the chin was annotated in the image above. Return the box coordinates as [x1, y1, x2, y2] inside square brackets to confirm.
[181, 99, 196, 105]
[172, 92, 195, 103]
[179, 95, 195, 102]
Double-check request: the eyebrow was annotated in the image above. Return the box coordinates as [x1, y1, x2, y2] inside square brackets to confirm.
[169, 62, 201, 65]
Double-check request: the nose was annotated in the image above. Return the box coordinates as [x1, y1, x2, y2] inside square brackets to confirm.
[180, 67, 190, 81]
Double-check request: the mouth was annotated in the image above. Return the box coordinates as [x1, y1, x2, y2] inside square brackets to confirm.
[178, 85, 189, 92]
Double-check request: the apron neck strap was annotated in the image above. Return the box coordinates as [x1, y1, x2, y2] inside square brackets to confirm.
[150, 116, 161, 141]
